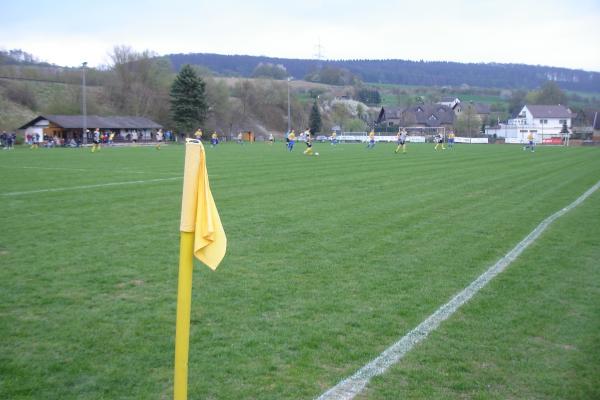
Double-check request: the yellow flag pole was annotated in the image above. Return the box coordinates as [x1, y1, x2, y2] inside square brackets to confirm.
[174, 231, 194, 400]
[174, 139, 227, 399]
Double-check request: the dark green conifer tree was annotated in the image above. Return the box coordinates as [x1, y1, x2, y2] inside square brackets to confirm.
[170, 64, 208, 135]
[309, 100, 322, 134]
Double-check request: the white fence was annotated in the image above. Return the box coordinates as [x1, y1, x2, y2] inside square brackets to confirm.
[335, 134, 487, 144]
[505, 138, 527, 144]
[454, 137, 489, 144]
[337, 135, 426, 143]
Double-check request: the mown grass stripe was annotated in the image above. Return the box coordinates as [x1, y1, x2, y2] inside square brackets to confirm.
[316, 179, 600, 400]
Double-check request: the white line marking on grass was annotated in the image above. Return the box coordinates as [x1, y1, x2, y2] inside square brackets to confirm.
[2, 177, 182, 197]
[2, 166, 177, 175]
[20, 166, 90, 172]
[317, 180, 600, 400]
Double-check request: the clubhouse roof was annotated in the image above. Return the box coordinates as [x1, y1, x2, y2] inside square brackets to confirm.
[19, 115, 162, 131]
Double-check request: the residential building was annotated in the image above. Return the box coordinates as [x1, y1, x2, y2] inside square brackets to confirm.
[401, 104, 455, 128]
[485, 105, 572, 142]
[375, 107, 403, 128]
[454, 101, 491, 122]
[376, 104, 455, 129]
[437, 96, 460, 109]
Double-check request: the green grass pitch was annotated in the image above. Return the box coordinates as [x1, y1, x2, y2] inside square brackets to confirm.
[1, 142, 599, 399]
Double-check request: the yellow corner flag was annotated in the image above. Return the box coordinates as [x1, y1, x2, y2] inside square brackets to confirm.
[174, 138, 226, 400]
[180, 138, 226, 268]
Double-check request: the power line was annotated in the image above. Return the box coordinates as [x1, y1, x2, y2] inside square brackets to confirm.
[0, 75, 101, 86]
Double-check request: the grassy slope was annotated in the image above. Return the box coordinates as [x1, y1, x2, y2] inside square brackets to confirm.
[0, 86, 36, 131]
[0, 80, 115, 131]
[0, 143, 599, 399]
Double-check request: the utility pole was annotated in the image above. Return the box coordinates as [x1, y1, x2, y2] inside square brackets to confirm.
[314, 38, 325, 70]
[82, 62, 88, 145]
[287, 77, 292, 133]
[467, 103, 472, 138]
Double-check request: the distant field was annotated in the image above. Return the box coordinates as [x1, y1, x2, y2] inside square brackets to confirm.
[374, 83, 506, 108]
[453, 93, 503, 105]
[1, 142, 599, 399]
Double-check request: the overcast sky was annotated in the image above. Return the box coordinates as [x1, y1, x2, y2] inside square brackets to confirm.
[1, 0, 599, 72]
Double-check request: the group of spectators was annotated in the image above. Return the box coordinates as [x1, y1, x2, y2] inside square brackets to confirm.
[122, 129, 175, 143]
[25, 133, 79, 148]
[1, 131, 17, 149]
[93, 130, 115, 145]
[3, 128, 180, 149]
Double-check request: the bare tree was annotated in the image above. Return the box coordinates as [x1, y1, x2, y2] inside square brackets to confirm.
[107, 45, 171, 122]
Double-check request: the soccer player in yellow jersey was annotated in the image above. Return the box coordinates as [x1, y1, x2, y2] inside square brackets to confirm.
[194, 128, 203, 140]
[367, 130, 376, 149]
[210, 132, 219, 148]
[523, 132, 535, 152]
[447, 131, 455, 149]
[330, 130, 338, 146]
[395, 128, 407, 154]
[287, 130, 296, 151]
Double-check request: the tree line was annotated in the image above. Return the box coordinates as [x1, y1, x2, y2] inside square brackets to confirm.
[167, 53, 600, 93]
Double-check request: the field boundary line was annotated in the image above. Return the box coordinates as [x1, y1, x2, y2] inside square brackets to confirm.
[2, 177, 182, 197]
[1, 166, 178, 175]
[317, 179, 600, 400]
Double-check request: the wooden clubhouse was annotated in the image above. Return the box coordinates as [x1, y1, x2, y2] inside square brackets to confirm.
[19, 115, 162, 142]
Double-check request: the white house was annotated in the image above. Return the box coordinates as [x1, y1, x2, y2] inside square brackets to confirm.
[486, 105, 572, 143]
[437, 97, 461, 109]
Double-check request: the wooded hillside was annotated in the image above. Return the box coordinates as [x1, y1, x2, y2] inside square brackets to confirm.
[168, 53, 600, 93]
